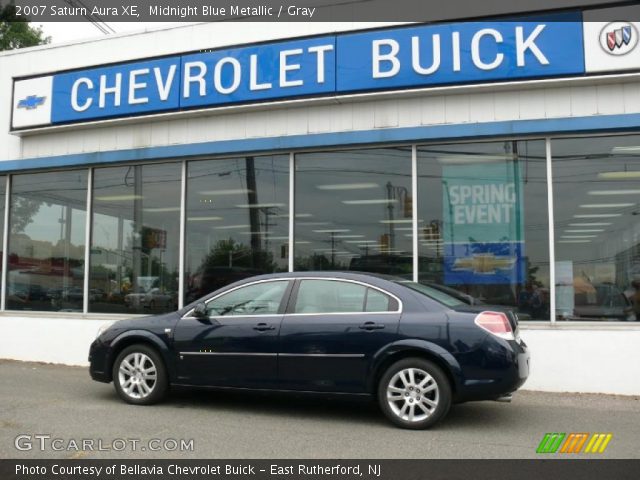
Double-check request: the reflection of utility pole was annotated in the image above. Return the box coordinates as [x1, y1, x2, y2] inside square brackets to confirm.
[132, 165, 143, 288]
[64, 205, 72, 290]
[330, 232, 336, 267]
[386, 182, 409, 251]
[246, 156, 260, 268]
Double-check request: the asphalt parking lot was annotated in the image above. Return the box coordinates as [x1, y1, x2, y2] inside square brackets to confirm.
[0, 359, 638, 459]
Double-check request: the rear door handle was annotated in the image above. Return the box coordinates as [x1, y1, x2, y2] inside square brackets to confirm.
[253, 323, 276, 331]
[359, 321, 385, 330]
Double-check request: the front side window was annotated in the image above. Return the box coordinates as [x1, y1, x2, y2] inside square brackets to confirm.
[205, 280, 289, 316]
[294, 279, 393, 314]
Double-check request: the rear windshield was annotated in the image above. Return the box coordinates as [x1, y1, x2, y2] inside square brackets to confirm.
[394, 281, 466, 308]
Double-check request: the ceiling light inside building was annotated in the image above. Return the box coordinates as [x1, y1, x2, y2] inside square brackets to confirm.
[235, 203, 285, 208]
[579, 203, 634, 208]
[597, 171, 640, 179]
[588, 190, 640, 195]
[187, 216, 223, 221]
[95, 194, 143, 201]
[143, 207, 180, 212]
[342, 199, 397, 205]
[611, 146, 640, 154]
[198, 189, 252, 195]
[573, 214, 622, 218]
[436, 154, 516, 164]
[316, 183, 379, 190]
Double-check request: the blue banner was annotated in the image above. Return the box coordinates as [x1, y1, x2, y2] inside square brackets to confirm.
[16, 11, 586, 128]
[442, 163, 525, 285]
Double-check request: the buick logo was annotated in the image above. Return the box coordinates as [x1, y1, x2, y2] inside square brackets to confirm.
[599, 22, 638, 56]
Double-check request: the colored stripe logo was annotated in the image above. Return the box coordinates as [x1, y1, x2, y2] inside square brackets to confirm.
[537, 433, 612, 454]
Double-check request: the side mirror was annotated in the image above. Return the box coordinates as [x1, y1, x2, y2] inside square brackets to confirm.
[193, 302, 208, 319]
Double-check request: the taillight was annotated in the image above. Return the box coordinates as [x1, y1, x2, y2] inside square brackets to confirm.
[474, 311, 515, 340]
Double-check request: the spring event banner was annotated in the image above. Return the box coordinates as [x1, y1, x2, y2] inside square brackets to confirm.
[442, 161, 525, 285]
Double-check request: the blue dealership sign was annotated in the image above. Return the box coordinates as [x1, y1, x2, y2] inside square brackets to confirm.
[12, 11, 586, 129]
[337, 12, 584, 92]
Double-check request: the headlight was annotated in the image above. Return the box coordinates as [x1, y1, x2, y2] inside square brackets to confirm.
[96, 321, 115, 339]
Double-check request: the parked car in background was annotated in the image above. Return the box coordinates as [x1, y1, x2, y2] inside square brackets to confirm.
[124, 287, 176, 310]
[90, 272, 529, 429]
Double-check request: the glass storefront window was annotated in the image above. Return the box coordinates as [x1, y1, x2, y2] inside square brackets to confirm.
[89, 163, 181, 313]
[294, 148, 413, 277]
[552, 135, 640, 322]
[184, 155, 289, 304]
[7, 171, 87, 311]
[417, 141, 550, 319]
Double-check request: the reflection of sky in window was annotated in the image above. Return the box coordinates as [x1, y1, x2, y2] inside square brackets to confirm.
[11, 170, 88, 259]
[22, 206, 86, 248]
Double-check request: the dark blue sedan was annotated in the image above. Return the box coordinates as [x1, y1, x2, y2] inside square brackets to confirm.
[89, 272, 529, 429]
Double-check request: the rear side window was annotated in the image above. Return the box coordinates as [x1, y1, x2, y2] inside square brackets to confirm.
[294, 280, 395, 314]
[365, 288, 391, 312]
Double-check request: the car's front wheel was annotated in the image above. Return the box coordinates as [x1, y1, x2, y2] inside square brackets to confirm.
[112, 344, 168, 405]
[378, 357, 451, 429]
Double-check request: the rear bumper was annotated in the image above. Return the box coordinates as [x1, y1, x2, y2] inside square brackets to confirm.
[455, 336, 530, 402]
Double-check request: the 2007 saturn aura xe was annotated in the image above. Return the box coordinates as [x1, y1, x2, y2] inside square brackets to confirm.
[89, 272, 529, 429]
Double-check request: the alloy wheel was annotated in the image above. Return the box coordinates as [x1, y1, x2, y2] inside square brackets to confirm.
[386, 367, 439, 423]
[118, 352, 157, 399]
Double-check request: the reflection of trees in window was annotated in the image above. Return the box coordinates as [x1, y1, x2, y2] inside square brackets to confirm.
[10, 197, 41, 234]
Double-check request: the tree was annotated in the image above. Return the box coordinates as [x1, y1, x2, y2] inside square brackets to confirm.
[0, 3, 50, 51]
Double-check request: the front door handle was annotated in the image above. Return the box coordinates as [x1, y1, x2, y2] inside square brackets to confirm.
[359, 321, 385, 330]
[253, 323, 276, 331]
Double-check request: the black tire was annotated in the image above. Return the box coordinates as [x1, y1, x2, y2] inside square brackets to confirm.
[112, 344, 168, 405]
[377, 357, 452, 429]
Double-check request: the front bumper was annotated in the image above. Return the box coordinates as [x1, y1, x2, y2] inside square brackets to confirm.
[88, 338, 111, 383]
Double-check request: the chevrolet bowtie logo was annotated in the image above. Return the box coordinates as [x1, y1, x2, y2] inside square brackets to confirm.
[452, 253, 516, 274]
[17, 95, 46, 110]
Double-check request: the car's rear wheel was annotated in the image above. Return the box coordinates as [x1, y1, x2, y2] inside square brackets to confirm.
[377, 357, 451, 429]
[112, 344, 168, 405]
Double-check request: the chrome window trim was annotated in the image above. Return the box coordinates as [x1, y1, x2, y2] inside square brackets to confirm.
[180, 276, 403, 319]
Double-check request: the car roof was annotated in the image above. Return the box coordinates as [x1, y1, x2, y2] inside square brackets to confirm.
[237, 271, 405, 283]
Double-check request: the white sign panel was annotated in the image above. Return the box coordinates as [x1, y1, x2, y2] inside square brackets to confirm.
[11, 76, 53, 129]
[584, 18, 640, 73]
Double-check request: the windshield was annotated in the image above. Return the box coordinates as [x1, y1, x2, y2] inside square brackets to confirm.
[394, 281, 466, 308]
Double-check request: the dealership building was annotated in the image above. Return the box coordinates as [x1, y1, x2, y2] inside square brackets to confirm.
[1, 7, 640, 395]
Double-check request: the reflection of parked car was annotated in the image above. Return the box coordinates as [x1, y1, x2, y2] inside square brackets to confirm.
[91, 272, 530, 430]
[573, 283, 635, 321]
[124, 288, 176, 310]
[185, 266, 263, 304]
[9, 283, 48, 302]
